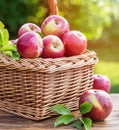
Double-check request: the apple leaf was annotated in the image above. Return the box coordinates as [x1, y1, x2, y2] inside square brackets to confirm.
[51, 104, 71, 115]
[54, 114, 75, 127]
[0, 21, 9, 46]
[0, 21, 20, 60]
[73, 120, 83, 130]
[2, 51, 13, 57]
[3, 29, 9, 45]
[79, 117, 92, 130]
[2, 51, 20, 60]
[0, 21, 4, 39]
[80, 101, 93, 114]
[12, 52, 20, 60]
[0, 27, 4, 46]
[0, 44, 16, 52]
[51, 103, 93, 130]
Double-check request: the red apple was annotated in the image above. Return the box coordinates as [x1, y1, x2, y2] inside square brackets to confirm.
[18, 23, 41, 37]
[42, 35, 65, 58]
[41, 15, 70, 38]
[17, 31, 43, 58]
[93, 74, 111, 93]
[79, 89, 113, 121]
[62, 30, 87, 56]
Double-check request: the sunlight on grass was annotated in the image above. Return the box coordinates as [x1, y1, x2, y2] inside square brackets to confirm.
[94, 61, 119, 93]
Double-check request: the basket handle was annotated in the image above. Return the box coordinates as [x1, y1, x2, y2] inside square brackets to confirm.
[48, 0, 58, 15]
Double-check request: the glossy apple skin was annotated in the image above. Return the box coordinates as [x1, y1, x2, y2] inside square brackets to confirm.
[41, 15, 70, 38]
[93, 74, 111, 93]
[17, 32, 43, 58]
[42, 35, 65, 58]
[62, 30, 87, 56]
[18, 23, 41, 37]
[79, 89, 113, 122]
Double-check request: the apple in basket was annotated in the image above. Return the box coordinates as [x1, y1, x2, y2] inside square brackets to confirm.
[93, 74, 111, 93]
[41, 15, 70, 38]
[18, 23, 41, 37]
[42, 35, 65, 58]
[62, 30, 87, 56]
[17, 31, 43, 58]
[79, 89, 113, 121]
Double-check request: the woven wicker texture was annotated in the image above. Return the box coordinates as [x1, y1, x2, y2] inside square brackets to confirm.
[0, 50, 98, 120]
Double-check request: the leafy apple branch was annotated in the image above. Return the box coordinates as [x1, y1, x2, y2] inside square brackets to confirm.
[51, 102, 93, 130]
[0, 21, 20, 60]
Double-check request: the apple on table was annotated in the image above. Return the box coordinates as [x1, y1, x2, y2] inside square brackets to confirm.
[79, 89, 113, 122]
[93, 74, 111, 93]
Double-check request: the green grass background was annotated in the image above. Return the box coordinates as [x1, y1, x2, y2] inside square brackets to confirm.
[89, 45, 119, 93]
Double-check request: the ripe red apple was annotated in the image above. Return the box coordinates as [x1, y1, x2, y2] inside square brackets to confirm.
[41, 15, 70, 38]
[17, 31, 43, 58]
[42, 35, 65, 58]
[79, 89, 113, 121]
[62, 30, 87, 56]
[18, 23, 41, 37]
[93, 74, 111, 93]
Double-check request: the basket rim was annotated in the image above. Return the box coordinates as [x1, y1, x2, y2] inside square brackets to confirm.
[0, 49, 98, 73]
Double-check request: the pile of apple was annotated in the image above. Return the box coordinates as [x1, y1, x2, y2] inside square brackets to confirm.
[15, 15, 87, 58]
[79, 74, 112, 122]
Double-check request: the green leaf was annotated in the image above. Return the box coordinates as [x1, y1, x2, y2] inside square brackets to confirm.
[54, 114, 75, 127]
[79, 117, 92, 130]
[0, 28, 4, 46]
[80, 101, 93, 114]
[51, 104, 71, 115]
[0, 44, 16, 52]
[2, 51, 13, 57]
[0, 21, 9, 46]
[3, 28, 9, 45]
[12, 52, 20, 60]
[73, 120, 83, 130]
[83, 118, 92, 130]
[2, 51, 20, 60]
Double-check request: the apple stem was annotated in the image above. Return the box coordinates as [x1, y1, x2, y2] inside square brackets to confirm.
[48, 0, 58, 15]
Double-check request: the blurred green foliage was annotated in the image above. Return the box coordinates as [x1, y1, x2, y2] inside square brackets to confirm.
[0, 0, 119, 41]
[0, 0, 47, 39]
[58, 0, 119, 40]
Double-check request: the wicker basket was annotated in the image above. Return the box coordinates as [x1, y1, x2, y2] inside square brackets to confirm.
[0, 0, 98, 120]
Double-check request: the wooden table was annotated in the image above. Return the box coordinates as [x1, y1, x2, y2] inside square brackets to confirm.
[0, 94, 118, 130]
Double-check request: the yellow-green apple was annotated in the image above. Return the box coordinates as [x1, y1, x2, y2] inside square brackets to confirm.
[62, 30, 87, 56]
[93, 74, 111, 93]
[79, 89, 113, 121]
[18, 23, 41, 37]
[41, 15, 70, 38]
[42, 35, 65, 58]
[17, 31, 43, 58]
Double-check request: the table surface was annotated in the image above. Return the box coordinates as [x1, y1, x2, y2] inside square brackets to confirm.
[0, 94, 118, 130]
